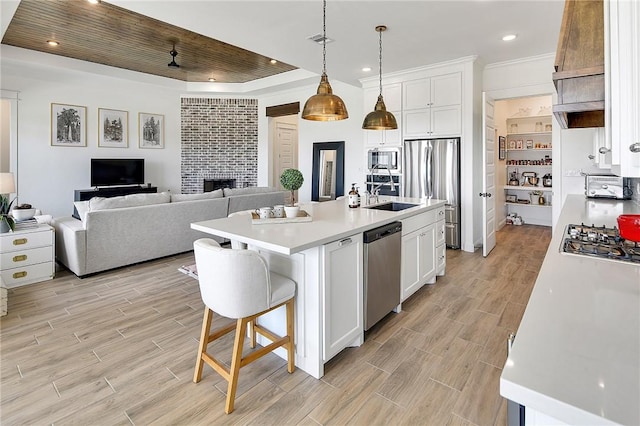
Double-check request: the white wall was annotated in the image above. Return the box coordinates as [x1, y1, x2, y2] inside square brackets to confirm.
[1, 52, 183, 218]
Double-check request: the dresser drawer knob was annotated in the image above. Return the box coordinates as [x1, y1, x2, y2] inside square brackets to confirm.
[13, 254, 27, 262]
[12, 238, 28, 246]
[12, 271, 27, 279]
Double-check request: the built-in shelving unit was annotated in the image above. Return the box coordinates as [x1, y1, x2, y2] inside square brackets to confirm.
[504, 115, 553, 226]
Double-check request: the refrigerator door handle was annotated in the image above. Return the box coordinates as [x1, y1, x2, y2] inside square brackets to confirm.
[425, 143, 433, 198]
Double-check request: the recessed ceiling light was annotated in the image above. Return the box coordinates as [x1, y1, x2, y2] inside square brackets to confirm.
[502, 34, 517, 41]
[270, 59, 277, 64]
[46, 40, 59, 46]
[362, 67, 372, 72]
[87, 0, 100, 4]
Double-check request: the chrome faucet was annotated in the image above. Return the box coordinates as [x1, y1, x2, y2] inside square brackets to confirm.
[367, 164, 396, 204]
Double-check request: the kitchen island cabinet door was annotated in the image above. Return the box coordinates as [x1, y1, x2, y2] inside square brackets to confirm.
[322, 234, 364, 362]
[401, 223, 436, 301]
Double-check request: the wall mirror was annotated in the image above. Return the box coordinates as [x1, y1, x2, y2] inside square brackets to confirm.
[312, 141, 344, 202]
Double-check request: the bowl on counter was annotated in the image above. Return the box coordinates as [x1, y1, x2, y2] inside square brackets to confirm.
[618, 214, 640, 242]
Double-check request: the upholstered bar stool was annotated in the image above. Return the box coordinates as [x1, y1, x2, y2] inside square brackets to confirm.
[192, 238, 296, 414]
[226, 210, 254, 249]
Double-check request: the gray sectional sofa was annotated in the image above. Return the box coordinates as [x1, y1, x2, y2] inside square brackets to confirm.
[52, 187, 286, 277]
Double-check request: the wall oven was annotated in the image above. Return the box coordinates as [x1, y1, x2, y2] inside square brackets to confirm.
[367, 148, 400, 173]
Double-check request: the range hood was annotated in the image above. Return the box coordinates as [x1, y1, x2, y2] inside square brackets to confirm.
[552, 0, 605, 128]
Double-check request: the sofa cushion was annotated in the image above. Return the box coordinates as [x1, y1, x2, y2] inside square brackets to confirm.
[171, 189, 223, 202]
[223, 187, 278, 197]
[74, 201, 90, 222]
[89, 192, 170, 211]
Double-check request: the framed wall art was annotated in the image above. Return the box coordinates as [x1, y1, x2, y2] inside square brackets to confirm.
[98, 108, 128, 147]
[51, 103, 87, 147]
[516, 139, 523, 150]
[499, 136, 506, 160]
[139, 112, 164, 149]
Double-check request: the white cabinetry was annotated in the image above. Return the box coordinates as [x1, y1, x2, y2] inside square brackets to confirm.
[607, 0, 640, 177]
[402, 72, 462, 139]
[322, 233, 363, 361]
[503, 115, 553, 227]
[364, 83, 402, 147]
[0, 225, 55, 288]
[400, 207, 444, 302]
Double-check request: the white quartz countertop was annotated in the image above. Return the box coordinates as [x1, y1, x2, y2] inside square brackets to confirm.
[500, 195, 640, 425]
[191, 197, 446, 255]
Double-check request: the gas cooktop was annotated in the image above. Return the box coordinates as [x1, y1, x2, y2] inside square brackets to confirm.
[561, 223, 640, 264]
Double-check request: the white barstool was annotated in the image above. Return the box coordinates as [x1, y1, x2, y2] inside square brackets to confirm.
[227, 209, 254, 249]
[192, 238, 296, 414]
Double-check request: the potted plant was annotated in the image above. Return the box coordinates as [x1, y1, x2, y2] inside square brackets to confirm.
[280, 168, 304, 218]
[0, 195, 15, 233]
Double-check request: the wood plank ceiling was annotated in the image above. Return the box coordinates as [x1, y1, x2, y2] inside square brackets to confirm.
[1, 0, 297, 83]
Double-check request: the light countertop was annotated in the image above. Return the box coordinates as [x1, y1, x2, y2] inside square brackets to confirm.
[500, 195, 640, 425]
[191, 197, 446, 255]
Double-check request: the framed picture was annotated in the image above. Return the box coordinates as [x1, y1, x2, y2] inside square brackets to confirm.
[516, 139, 523, 150]
[98, 108, 128, 147]
[499, 136, 506, 160]
[139, 112, 164, 149]
[526, 139, 534, 149]
[506, 194, 517, 203]
[51, 103, 87, 147]
[509, 139, 516, 149]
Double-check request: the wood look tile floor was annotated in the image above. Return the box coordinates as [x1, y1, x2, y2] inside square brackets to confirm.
[0, 225, 551, 425]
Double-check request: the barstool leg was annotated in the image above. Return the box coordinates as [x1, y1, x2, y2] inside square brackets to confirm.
[225, 317, 248, 414]
[286, 298, 295, 373]
[193, 307, 213, 383]
[249, 320, 256, 348]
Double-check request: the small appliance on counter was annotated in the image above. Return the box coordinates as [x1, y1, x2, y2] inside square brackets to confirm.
[542, 174, 552, 187]
[585, 174, 632, 199]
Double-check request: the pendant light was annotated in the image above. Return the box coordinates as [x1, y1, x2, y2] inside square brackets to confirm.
[301, 0, 349, 121]
[362, 25, 397, 130]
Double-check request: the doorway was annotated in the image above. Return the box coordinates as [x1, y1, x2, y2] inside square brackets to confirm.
[493, 95, 553, 230]
[271, 117, 298, 204]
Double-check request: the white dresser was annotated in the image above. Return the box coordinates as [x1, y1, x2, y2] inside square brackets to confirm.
[0, 224, 55, 288]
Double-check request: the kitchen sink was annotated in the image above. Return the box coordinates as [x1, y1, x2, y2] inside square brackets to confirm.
[365, 202, 419, 211]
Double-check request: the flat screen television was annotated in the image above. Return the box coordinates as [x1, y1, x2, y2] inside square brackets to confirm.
[91, 158, 144, 187]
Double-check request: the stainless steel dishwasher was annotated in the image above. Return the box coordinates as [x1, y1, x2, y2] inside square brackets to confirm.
[363, 221, 402, 331]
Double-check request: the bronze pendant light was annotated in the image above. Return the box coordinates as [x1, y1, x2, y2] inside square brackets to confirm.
[362, 25, 397, 130]
[301, 0, 349, 121]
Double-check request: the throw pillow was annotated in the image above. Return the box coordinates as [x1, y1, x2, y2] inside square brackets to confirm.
[171, 189, 223, 202]
[74, 201, 90, 222]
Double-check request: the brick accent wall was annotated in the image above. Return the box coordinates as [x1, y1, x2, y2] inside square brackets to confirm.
[180, 98, 258, 193]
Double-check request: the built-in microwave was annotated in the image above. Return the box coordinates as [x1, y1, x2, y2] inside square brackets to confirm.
[367, 148, 400, 173]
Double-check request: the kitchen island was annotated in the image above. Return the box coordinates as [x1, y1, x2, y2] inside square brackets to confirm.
[192, 196, 446, 378]
[500, 195, 640, 425]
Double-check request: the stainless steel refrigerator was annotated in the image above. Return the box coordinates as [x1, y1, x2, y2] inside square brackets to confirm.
[403, 138, 461, 249]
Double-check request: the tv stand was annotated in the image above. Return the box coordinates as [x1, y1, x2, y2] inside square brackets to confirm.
[73, 185, 157, 219]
